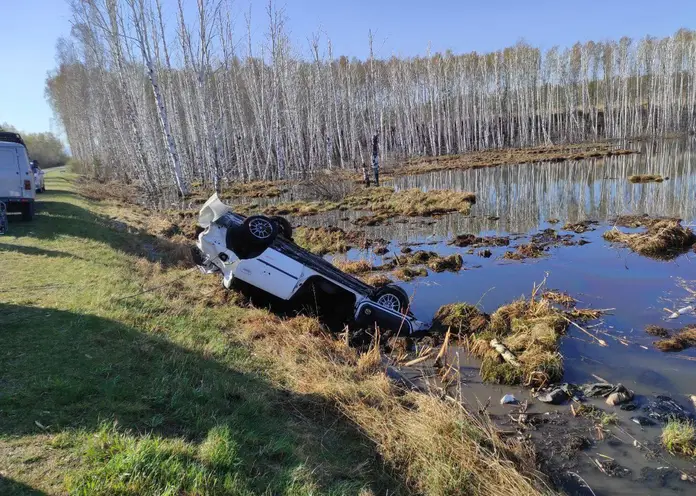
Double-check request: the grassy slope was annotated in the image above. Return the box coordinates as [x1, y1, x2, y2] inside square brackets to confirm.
[0, 172, 395, 495]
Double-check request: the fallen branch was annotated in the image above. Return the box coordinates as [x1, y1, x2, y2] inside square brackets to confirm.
[403, 354, 432, 367]
[490, 338, 521, 367]
[562, 316, 608, 347]
[434, 328, 451, 368]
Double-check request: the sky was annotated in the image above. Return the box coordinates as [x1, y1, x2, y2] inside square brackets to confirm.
[0, 0, 694, 135]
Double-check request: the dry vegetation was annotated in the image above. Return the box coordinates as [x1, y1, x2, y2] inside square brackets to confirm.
[238, 312, 550, 496]
[293, 226, 370, 255]
[628, 174, 666, 183]
[398, 143, 636, 176]
[69, 174, 551, 496]
[264, 186, 476, 224]
[393, 267, 428, 281]
[652, 326, 696, 351]
[603, 218, 696, 259]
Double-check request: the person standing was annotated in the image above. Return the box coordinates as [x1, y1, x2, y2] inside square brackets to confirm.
[371, 130, 380, 186]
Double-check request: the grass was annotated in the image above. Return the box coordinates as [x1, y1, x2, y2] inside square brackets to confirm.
[293, 226, 365, 255]
[393, 266, 428, 281]
[262, 186, 476, 224]
[628, 174, 665, 183]
[653, 326, 696, 352]
[603, 219, 696, 260]
[0, 172, 395, 495]
[399, 142, 636, 176]
[661, 420, 696, 457]
[0, 171, 549, 495]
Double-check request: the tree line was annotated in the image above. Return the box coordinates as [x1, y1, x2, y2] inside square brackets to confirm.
[0, 123, 69, 168]
[46, 0, 696, 203]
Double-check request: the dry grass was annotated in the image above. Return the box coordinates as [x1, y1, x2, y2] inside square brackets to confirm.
[561, 220, 597, 234]
[428, 254, 463, 272]
[662, 420, 696, 457]
[76, 178, 139, 204]
[628, 174, 665, 183]
[645, 325, 671, 338]
[223, 180, 287, 198]
[541, 290, 576, 307]
[653, 326, 696, 352]
[364, 274, 393, 287]
[238, 312, 550, 496]
[603, 219, 696, 259]
[431, 303, 489, 335]
[332, 258, 374, 275]
[459, 293, 569, 387]
[262, 187, 476, 224]
[450, 234, 510, 248]
[293, 226, 369, 255]
[503, 243, 545, 260]
[399, 142, 636, 176]
[393, 267, 428, 281]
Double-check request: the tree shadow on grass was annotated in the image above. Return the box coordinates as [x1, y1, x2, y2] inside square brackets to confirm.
[0, 242, 86, 261]
[6, 193, 190, 268]
[0, 303, 399, 494]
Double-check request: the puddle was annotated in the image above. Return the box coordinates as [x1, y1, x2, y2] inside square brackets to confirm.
[299, 138, 696, 494]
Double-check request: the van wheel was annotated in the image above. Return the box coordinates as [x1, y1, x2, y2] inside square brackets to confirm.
[21, 202, 35, 221]
[243, 215, 278, 246]
[271, 216, 293, 239]
[374, 285, 410, 313]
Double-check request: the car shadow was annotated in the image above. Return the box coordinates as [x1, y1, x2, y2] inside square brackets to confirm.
[0, 303, 397, 493]
[0, 476, 48, 496]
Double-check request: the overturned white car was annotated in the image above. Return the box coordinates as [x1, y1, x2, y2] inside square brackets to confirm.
[194, 194, 429, 336]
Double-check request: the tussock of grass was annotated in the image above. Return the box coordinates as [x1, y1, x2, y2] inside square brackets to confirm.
[431, 303, 489, 335]
[332, 258, 374, 275]
[574, 404, 617, 426]
[401, 143, 635, 176]
[293, 226, 366, 255]
[603, 219, 696, 259]
[645, 325, 671, 338]
[428, 253, 463, 272]
[261, 187, 476, 224]
[450, 234, 510, 248]
[628, 174, 665, 183]
[238, 312, 549, 496]
[662, 420, 696, 457]
[364, 274, 393, 287]
[653, 326, 696, 352]
[462, 295, 569, 386]
[503, 243, 545, 260]
[393, 267, 428, 281]
[561, 220, 597, 234]
[541, 290, 576, 307]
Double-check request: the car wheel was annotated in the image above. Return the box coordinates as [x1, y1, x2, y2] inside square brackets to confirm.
[242, 215, 278, 246]
[21, 202, 35, 221]
[374, 284, 410, 314]
[271, 215, 293, 239]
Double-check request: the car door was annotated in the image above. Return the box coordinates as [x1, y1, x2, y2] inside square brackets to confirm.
[234, 248, 306, 300]
[0, 147, 22, 198]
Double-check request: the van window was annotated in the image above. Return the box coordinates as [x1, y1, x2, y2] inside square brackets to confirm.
[0, 148, 18, 168]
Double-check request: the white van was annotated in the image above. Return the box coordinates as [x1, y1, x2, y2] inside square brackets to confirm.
[0, 141, 35, 220]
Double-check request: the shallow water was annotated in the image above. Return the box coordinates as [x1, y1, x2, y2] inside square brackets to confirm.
[302, 138, 696, 494]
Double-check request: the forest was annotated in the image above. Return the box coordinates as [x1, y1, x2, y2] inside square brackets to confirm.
[47, 0, 696, 202]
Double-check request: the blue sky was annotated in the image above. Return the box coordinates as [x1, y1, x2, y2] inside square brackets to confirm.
[1, 0, 694, 135]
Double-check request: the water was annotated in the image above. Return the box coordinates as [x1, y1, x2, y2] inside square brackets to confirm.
[300, 138, 696, 494]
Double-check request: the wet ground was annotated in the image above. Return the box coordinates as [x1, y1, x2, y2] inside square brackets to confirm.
[296, 138, 696, 494]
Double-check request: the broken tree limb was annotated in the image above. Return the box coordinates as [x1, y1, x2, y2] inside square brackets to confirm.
[562, 316, 608, 347]
[433, 328, 451, 368]
[403, 354, 432, 367]
[490, 339, 521, 367]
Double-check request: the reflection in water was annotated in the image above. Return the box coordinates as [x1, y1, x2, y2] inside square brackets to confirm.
[391, 138, 696, 234]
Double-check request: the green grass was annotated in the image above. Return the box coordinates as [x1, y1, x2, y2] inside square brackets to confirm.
[0, 171, 395, 495]
[661, 419, 696, 457]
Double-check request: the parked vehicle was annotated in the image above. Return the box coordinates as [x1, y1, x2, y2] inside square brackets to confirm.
[31, 161, 46, 193]
[195, 194, 430, 336]
[0, 140, 35, 221]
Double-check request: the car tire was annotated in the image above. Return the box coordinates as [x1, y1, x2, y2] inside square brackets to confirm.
[242, 215, 278, 246]
[21, 202, 35, 221]
[373, 284, 410, 314]
[271, 215, 293, 239]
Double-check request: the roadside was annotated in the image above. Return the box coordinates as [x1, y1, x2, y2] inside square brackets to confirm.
[0, 171, 549, 495]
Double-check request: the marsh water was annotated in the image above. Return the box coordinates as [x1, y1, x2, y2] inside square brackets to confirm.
[298, 138, 696, 494]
